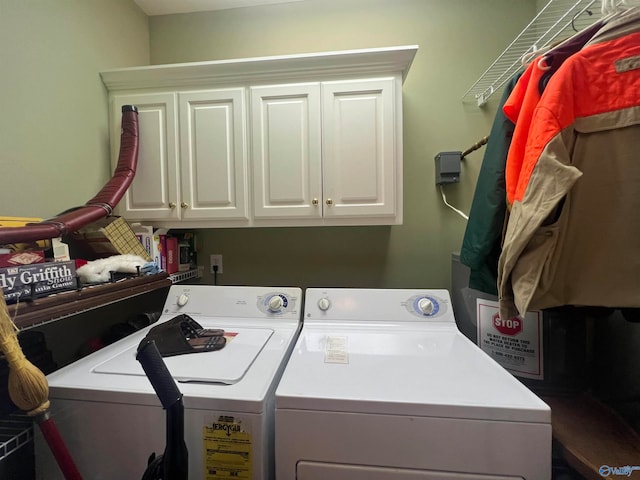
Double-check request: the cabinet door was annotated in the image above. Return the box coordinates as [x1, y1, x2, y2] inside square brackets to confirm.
[322, 78, 398, 220]
[251, 83, 322, 219]
[178, 89, 248, 221]
[112, 93, 180, 221]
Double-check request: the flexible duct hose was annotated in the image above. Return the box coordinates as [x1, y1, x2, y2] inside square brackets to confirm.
[0, 105, 139, 245]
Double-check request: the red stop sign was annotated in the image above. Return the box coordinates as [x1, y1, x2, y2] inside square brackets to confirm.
[493, 313, 522, 336]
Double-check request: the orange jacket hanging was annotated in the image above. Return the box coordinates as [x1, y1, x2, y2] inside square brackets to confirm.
[498, 12, 640, 320]
[502, 19, 607, 206]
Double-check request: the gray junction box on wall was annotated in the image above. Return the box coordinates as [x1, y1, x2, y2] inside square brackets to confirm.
[434, 151, 462, 185]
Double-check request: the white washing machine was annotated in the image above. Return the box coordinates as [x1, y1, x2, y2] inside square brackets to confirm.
[35, 285, 302, 480]
[275, 288, 551, 480]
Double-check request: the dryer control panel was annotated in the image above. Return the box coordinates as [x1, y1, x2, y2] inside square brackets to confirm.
[304, 288, 455, 324]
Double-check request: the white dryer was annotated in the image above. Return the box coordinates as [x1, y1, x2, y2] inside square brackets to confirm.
[275, 288, 551, 480]
[36, 285, 302, 480]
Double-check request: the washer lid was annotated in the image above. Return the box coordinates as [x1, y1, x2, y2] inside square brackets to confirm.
[275, 327, 550, 423]
[94, 326, 273, 384]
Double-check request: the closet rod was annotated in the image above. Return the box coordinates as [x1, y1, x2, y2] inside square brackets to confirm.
[461, 135, 489, 159]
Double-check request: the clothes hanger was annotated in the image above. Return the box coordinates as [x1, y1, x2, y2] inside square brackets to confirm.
[603, 0, 640, 14]
[572, 7, 594, 31]
[602, 0, 615, 14]
[537, 0, 632, 71]
[522, 47, 546, 66]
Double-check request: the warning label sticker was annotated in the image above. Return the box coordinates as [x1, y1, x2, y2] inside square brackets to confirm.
[203, 416, 252, 479]
[324, 335, 349, 364]
[477, 299, 543, 380]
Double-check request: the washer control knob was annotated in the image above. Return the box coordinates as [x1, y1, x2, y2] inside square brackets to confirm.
[317, 297, 331, 311]
[268, 295, 284, 312]
[177, 293, 189, 307]
[417, 297, 434, 315]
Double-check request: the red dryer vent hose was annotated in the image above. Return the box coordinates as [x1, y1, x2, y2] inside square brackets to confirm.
[0, 105, 139, 245]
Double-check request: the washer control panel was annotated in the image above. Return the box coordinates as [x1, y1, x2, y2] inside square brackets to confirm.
[258, 292, 294, 315]
[177, 292, 190, 307]
[164, 285, 300, 319]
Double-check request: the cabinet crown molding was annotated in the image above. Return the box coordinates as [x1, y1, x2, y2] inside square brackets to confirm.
[101, 45, 418, 91]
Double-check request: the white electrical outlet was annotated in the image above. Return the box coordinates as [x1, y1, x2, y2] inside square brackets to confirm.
[210, 254, 223, 274]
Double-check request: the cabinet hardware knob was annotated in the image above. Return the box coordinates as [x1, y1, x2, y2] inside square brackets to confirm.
[169, 202, 176, 208]
[181, 202, 189, 209]
[312, 198, 318, 206]
[326, 198, 333, 206]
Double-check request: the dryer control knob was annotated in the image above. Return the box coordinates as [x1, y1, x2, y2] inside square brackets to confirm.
[417, 297, 434, 315]
[268, 295, 284, 312]
[177, 293, 189, 307]
[317, 297, 331, 311]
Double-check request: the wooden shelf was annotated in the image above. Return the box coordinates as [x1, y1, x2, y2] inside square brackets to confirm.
[543, 393, 640, 480]
[8, 273, 172, 330]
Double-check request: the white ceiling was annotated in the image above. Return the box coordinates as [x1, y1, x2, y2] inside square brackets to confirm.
[133, 0, 304, 16]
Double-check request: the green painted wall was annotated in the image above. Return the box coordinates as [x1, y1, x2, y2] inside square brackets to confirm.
[0, 0, 537, 292]
[0, 0, 149, 219]
[149, 0, 536, 290]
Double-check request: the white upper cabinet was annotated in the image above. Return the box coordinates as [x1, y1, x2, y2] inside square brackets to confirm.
[178, 89, 248, 221]
[111, 93, 180, 221]
[322, 78, 397, 222]
[109, 89, 248, 226]
[251, 83, 322, 220]
[251, 78, 398, 225]
[102, 45, 417, 228]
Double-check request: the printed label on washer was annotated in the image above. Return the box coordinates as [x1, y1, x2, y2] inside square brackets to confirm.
[324, 335, 349, 364]
[477, 299, 543, 380]
[203, 416, 253, 479]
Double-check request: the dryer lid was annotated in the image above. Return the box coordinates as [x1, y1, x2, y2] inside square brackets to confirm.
[276, 327, 550, 423]
[94, 326, 273, 384]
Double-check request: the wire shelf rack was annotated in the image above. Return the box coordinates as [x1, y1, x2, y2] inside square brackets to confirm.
[0, 413, 32, 462]
[169, 268, 202, 284]
[463, 0, 601, 106]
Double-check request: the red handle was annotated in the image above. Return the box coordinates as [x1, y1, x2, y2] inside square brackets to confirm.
[38, 417, 84, 480]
